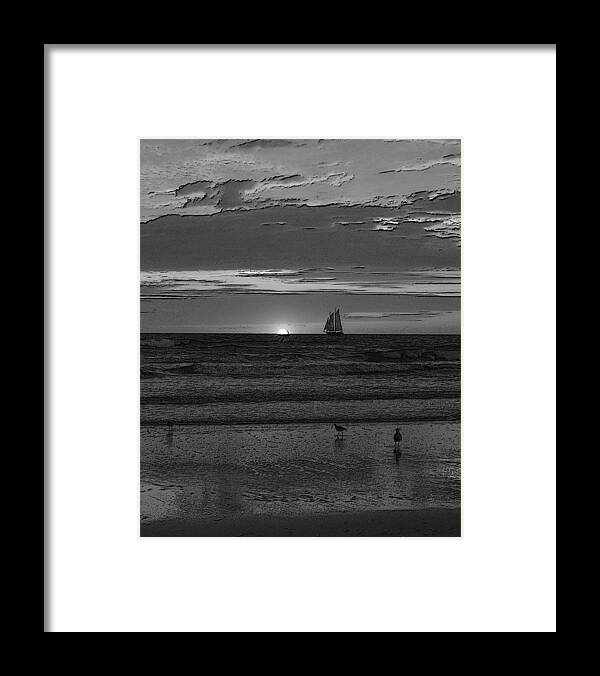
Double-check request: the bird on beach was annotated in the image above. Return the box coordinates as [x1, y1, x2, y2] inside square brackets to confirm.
[334, 424, 347, 439]
[393, 427, 403, 463]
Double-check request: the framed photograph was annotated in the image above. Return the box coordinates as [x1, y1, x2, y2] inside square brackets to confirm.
[46, 45, 556, 631]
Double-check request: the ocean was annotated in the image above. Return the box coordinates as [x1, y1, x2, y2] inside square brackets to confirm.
[141, 333, 460, 425]
[140, 334, 461, 534]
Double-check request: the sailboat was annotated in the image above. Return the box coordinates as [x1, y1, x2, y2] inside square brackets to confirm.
[324, 308, 344, 335]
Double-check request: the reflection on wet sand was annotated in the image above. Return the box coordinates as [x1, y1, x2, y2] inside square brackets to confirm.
[141, 421, 460, 530]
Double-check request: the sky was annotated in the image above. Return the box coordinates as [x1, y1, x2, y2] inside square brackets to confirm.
[140, 139, 460, 333]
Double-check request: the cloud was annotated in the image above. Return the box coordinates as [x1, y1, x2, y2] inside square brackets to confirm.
[230, 139, 301, 149]
[346, 312, 425, 318]
[345, 311, 456, 321]
[140, 140, 460, 221]
[164, 178, 258, 211]
[174, 179, 215, 198]
[423, 216, 461, 240]
[263, 174, 303, 184]
[379, 157, 461, 174]
[160, 171, 357, 214]
[140, 268, 460, 297]
[244, 171, 355, 202]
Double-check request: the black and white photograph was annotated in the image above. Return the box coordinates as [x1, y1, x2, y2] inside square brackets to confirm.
[140, 139, 461, 536]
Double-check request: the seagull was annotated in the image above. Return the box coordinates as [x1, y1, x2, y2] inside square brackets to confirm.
[334, 424, 347, 439]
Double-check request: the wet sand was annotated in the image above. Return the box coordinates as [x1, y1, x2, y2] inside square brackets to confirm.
[141, 507, 460, 537]
[141, 421, 460, 536]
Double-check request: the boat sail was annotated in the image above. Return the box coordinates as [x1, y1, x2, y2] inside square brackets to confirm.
[324, 308, 344, 335]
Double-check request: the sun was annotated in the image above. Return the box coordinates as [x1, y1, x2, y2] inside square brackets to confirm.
[277, 328, 290, 335]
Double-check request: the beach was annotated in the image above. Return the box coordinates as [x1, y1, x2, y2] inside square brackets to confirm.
[141, 420, 460, 536]
[140, 334, 461, 537]
[141, 507, 460, 537]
